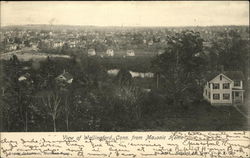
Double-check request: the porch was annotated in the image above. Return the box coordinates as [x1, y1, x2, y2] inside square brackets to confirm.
[232, 89, 244, 104]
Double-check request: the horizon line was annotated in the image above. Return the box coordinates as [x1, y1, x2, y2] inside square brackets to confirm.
[2, 24, 249, 28]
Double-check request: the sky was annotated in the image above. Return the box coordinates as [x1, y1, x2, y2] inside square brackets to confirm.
[1, 1, 249, 27]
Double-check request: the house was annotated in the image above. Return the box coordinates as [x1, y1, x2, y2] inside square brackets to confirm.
[30, 42, 38, 49]
[157, 49, 165, 55]
[148, 40, 154, 46]
[56, 71, 73, 84]
[203, 71, 244, 105]
[87, 49, 96, 56]
[129, 71, 154, 78]
[52, 41, 64, 48]
[18, 73, 33, 83]
[106, 49, 114, 56]
[6, 44, 18, 51]
[126, 50, 135, 56]
[107, 69, 119, 76]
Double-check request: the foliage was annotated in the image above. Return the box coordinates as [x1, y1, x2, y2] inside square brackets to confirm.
[152, 30, 206, 107]
[209, 30, 249, 74]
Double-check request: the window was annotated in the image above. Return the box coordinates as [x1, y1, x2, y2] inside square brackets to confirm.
[223, 83, 230, 89]
[235, 92, 239, 97]
[234, 81, 241, 87]
[213, 94, 220, 100]
[223, 93, 230, 100]
[220, 75, 222, 80]
[213, 83, 220, 89]
[208, 92, 211, 99]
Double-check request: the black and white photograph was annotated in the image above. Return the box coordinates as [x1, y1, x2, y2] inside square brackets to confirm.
[0, 1, 249, 132]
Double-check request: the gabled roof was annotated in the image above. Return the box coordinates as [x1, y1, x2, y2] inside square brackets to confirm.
[57, 72, 73, 81]
[206, 71, 244, 82]
[205, 71, 220, 81]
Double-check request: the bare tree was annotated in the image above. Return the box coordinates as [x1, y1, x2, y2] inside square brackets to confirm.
[41, 92, 61, 132]
[116, 86, 144, 121]
[64, 95, 70, 131]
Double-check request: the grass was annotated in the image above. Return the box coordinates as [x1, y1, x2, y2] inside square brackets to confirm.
[139, 101, 248, 131]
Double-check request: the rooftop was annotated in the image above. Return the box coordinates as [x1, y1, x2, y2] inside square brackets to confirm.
[206, 71, 244, 81]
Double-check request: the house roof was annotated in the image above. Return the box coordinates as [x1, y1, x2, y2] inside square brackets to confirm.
[205, 71, 221, 81]
[58, 72, 73, 81]
[206, 71, 244, 82]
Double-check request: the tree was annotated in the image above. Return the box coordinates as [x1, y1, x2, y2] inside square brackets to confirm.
[18, 74, 35, 132]
[1, 56, 25, 131]
[152, 30, 205, 107]
[40, 91, 61, 132]
[1, 72, 20, 131]
[56, 84, 73, 131]
[61, 43, 70, 54]
[210, 30, 249, 74]
[115, 68, 133, 87]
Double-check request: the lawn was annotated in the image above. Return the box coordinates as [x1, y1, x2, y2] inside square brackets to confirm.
[139, 102, 249, 131]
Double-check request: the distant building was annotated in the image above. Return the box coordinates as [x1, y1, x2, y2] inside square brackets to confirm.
[126, 50, 135, 56]
[30, 42, 38, 49]
[203, 41, 212, 48]
[148, 40, 154, 46]
[157, 49, 165, 55]
[106, 49, 114, 56]
[142, 88, 151, 93]
[6, 44, 18, 51]
[88, 49, 96, 56]
[18, 73, 33, 83]
[53, 41, 64, 48]
[56, 71, 73, 84]
[18, 76, 28, 82]
[203, 71, 244, 105]
[129, 71, 154, 78]
[107, 69, 119, 76]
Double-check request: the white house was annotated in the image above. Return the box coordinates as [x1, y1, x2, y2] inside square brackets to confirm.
[157, 49, 165, 55]
[203, 71, 244, 105]
[129, 71, 154, 78]
[106, 49, 114, 56]
[18, 73, 33, 83]
[88, 49, 96, 56]
[126, 50, 135, 56]
[148, 40, 154, 46]
[53, 41, 64, 48]
[6, 44, 18, 51]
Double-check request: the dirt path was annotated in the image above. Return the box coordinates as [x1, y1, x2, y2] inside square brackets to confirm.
[233, 104, 250, 119]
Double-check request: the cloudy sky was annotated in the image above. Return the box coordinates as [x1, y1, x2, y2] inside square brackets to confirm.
[1, 1, 249, 27]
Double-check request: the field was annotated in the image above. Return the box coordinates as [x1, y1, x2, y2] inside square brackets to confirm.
[0, 48, 70, 61]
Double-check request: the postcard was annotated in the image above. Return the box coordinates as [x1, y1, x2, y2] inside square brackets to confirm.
[0, 1, 249, 158]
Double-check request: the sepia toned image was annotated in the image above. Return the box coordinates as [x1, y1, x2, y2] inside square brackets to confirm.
[0, 1, 249, 133]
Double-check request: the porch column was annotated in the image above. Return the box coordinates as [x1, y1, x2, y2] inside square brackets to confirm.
[242, 91, 244, 103]
[233, 91, 235, 104]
